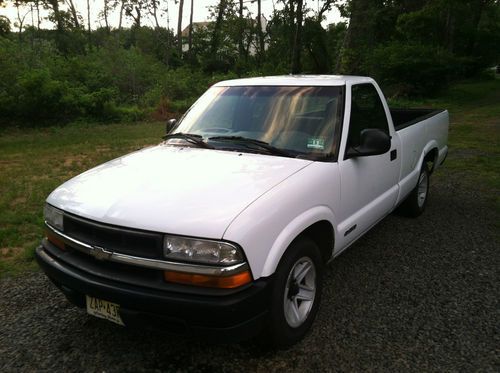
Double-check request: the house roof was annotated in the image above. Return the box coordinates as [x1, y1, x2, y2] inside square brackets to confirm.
[180, 15, 268, 37]
[181, 22, 210, 37]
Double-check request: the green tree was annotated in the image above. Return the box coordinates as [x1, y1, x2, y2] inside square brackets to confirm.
[0, 15, 10, 36]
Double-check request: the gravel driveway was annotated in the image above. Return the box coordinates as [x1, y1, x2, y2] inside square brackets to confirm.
[0, 172, 498, 372]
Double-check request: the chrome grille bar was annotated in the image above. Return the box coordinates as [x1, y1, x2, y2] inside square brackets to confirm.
[45, 222, 248, 276]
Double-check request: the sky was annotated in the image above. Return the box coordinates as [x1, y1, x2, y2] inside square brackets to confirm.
[1, 0, 342, 32]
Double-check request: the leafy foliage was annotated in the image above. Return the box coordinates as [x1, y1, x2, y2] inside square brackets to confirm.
[369, 43, 460, 95]
[0, 33, 239, 126]
[340, 0, 500, 94]
[0, 16, 10, 36]
[0, 0, 498, 126]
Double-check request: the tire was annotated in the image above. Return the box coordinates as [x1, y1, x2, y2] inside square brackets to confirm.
[261, 236, 323, 349]
[399, 164, 430, 217]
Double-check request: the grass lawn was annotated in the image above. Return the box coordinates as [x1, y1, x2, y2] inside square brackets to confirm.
[1, 78, 499, 277]
[389, 77, 500, 198]
[0, 122, 165, 276]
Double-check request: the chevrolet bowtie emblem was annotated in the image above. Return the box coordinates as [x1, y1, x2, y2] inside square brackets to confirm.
[90, 246, 113, 261]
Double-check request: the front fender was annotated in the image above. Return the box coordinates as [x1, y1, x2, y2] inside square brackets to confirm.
[222, 161, 341, 280]
[261, 206, 337, 277]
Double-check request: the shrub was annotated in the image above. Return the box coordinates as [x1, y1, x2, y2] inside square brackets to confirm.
[15, 69, 83, 122]
[368, 43, 459, 96]
[113, 105, 147, 122]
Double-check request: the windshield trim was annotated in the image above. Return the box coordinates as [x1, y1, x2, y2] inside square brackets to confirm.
[215, 83, 347, 88]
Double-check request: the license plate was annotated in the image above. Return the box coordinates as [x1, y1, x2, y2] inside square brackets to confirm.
[86, 295, 124, 326]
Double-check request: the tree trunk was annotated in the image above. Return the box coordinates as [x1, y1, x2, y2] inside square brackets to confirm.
[15, 1, 26, 41]
[337, 0, 378, 74]
[466, 0, 487, 55]
[444, 4, 454, 53]
[165, 1, 171, 65]
[103, 0, 110, 33]
[238, 0, 244, 58]
[335, 27, 348, 72]
[288, 1, 295, 65]
[15, 1, 22, 33]
[66, 0, 80, 28]
[257, 0, 264, 61]
[46, 0, 65, 52]
[318, 0, 335, 21]
[177, 0, 184, 55]
[211, 0, 225, 55]
[87, 0, 91, 48]
[35, 0, 41, 30]
[128, 6, 141, 47]
[46, 0, 64, 32]
[30, 3, 34, 27]
[134, 6, 141, 28]
[188, 0, 194, 52]
[152, 0, 160, 29]
[119, 1, 125, 31]
[291, 0, 303, 74]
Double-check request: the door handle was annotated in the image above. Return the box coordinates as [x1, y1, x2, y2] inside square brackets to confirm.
[390, 149, 397, 161]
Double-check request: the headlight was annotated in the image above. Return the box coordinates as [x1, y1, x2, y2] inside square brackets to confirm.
[44, 204, 64, 231]
[163, 236, 244, 266]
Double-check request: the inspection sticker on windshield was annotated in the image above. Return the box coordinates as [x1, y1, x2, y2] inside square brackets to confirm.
[307, 137, 325, 150]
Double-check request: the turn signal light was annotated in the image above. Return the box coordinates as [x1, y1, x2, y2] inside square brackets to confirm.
[164, 270, 252, 289]
[46, 232, 65, 251]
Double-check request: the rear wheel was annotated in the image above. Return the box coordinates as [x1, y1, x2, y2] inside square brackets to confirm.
[399, 164, 430, 217]
[261, 237, 323, 349]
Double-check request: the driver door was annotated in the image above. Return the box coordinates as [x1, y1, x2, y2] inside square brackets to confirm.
[337, 83, 401, 246]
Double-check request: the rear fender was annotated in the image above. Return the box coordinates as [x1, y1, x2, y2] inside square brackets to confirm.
[418, 140, 439, 173]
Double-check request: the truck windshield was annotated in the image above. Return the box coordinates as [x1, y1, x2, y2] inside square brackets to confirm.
[172, 85, 344, 159]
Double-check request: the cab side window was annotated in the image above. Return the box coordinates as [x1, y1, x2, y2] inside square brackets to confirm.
[347, 84, 389, 148]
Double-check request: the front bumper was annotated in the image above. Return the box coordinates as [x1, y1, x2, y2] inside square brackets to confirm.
[35, 243, 272, 341]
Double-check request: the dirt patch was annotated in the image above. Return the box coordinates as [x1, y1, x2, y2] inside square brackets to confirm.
[9, 196, 27, 208]
[63, 154, 88, 168]
[0, 159, 22, 169]
[0, 247, 24, 260]
[0, 159, 21, 166]
[449, 148, 490, 159]
[30, 175, 50, 182]
[95, 145, 111, 153]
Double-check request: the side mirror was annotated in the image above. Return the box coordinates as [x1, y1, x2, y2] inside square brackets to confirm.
[166, 118, 177, 134]
[346, 128, 391, 158]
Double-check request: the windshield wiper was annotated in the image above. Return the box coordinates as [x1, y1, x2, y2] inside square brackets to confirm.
[163, 133, 213, 149]
[208, 136, 293, 157]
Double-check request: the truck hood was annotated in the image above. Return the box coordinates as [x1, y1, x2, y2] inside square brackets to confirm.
[47, 145, 313, 238]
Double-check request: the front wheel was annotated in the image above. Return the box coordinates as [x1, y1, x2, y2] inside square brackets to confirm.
[261, 237, 323, 349]
[399, 164, 430, 217]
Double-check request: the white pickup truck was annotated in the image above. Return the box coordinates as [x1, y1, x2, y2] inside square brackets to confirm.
[37, 75, 448, 347]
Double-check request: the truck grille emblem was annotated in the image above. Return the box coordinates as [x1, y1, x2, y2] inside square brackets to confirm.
[90, 246, 113, 261]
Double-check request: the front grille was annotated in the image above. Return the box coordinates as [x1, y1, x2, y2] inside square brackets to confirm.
[50, 213, 244, 295]
[63, 213, 164, 259]
[67, 248, 162, 286]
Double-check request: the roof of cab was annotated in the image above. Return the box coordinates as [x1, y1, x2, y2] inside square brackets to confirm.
[214, 75, 374, 87]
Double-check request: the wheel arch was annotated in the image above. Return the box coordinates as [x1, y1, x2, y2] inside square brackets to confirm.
[260, 206, 336, 278]
[418, 141, 439, 175]
[423, 147, 439, 174]
[297, 221, 335, 264]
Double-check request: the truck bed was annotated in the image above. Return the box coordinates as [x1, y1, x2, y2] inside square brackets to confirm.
[390, 108, 446, 131]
